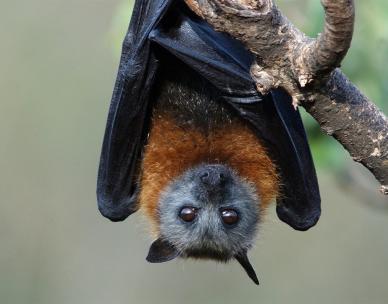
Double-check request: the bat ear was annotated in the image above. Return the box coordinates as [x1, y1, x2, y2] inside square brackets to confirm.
[234, 250, 259, 285]
[146, 239, 180, 263]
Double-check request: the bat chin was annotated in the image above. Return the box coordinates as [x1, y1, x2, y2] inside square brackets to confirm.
[184, 248, 260, 285]
[147, 236, 260, 284]
[184, 248, 232, 262]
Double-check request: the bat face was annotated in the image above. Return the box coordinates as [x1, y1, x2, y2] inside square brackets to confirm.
[158, 163, 260, 261]
[145, 163, 263, 284]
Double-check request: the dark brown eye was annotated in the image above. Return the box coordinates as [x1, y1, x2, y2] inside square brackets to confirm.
[179, 207, 198, 222]
[221, 209, 239, 225]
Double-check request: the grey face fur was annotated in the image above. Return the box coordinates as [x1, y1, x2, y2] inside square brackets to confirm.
[158, 163, 260, 261]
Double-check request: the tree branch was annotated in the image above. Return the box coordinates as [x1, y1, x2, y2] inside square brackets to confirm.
[184, 0, 388, 194]
[299, 0, 355, 86]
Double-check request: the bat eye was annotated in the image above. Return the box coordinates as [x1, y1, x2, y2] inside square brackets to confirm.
[221, 209, 239, 225]
[179, 207, 198, 222]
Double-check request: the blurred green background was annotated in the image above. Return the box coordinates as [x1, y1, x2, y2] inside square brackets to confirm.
[0, 0, 387, 303]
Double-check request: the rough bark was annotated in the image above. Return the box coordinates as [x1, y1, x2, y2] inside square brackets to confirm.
[184, 0, 388, 194]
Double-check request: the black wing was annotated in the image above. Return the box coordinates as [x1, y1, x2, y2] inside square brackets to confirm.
[97, 0, 174, 221]
[97, 0, 321, 230]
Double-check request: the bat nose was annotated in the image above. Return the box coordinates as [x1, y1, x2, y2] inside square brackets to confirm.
[198, 164, 230, 188]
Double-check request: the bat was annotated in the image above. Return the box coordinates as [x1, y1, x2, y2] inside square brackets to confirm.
[97, 0, 321, 285]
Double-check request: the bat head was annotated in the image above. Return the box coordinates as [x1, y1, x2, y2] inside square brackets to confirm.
[146, 163, 260, 284]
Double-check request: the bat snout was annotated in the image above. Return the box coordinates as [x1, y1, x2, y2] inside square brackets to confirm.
[196, 164, 231, 189]
[196, 165, 233, 194]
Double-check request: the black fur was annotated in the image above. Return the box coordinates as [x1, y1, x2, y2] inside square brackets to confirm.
[154, 57, 234, 132]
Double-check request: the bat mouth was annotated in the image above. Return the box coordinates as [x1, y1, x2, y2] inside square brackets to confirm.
[185, 248, 260, 285]
[184, 247, 231, 262]
[146, 238, 259, 285]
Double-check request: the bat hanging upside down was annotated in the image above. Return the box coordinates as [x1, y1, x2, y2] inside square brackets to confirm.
[97, 0, 321, 285]
[141, 65, 278, 284]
